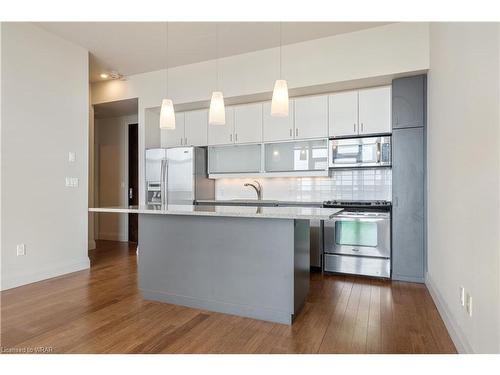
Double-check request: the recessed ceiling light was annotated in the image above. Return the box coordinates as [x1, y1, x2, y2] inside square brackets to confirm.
[100, 73, 109, 79]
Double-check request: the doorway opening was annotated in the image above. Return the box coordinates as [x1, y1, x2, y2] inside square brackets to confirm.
[90, 98, 139, 248]
[128, 123, 138, 242]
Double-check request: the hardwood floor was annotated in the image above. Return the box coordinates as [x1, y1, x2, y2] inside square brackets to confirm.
[0, 240, 456, 354]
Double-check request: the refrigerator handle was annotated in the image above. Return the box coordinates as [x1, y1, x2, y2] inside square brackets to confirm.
[160, 159, 168, 207]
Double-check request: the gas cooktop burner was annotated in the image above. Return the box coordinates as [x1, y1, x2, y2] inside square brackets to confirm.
[323, 200, 392, 208]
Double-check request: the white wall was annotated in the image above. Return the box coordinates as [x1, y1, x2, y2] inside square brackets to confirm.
[427, 22, 500, 353]
[94, 114, 137, 241]
[92, 22, 429, 107]
[0, 23, 3, 290]
[91, 22, 430, 205]
[144, 108, 161, 149]
[0, 23, 89, 290]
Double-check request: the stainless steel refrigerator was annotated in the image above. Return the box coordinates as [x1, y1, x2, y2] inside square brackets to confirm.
[145, 147, 214, 206]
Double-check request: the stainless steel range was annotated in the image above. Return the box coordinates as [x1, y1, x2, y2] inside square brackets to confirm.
[323, 200, 391, 278]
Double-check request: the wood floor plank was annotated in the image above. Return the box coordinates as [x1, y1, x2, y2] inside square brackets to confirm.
[366, 279, 381, 353]
[350, 279, 372, 353]
[379, 277, 396, 353]
[0, 240, 457, 354]
[317, 276, 354, 353]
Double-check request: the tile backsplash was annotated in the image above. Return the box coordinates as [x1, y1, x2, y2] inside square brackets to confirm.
[215, 168, 392, 202]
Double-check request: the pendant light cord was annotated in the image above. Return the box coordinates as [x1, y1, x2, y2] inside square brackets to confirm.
[215, 22, 219, 91]
[166, 22, 169, 97]
[279, 22, 282, 80]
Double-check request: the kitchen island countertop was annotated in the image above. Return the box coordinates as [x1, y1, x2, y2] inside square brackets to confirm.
[89, 204, 342, 221]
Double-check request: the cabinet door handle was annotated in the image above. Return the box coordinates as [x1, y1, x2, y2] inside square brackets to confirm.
[180, 137, 183, 145]
[295, 128, 298, 137]
[230, 133, 232, 142]
[235, 133, 238, 142]
[354, 123, 356, 133]
[361, 123, 364, 133]
[289, 128, 292, 137]
[185, 137, 188, 145]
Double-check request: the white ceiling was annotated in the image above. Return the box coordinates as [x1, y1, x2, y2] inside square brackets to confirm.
[36, 22, 391, 82]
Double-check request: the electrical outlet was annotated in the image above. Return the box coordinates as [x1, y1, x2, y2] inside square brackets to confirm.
[68, 152, 76, 163]
[16, 243, 26, 256]
[466, 293, 473, 317]
[65, 177, 79, 188]
[460, 286, 465, 307]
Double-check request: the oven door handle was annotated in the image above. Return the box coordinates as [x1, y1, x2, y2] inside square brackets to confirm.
[332, 216, 389, 222]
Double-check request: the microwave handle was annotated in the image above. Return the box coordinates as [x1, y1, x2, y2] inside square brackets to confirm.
[377, 142, 381, 163]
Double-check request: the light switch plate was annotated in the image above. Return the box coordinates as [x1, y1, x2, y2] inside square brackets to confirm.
[466, 293, 473, 317]
[17, 243, 26, 256]
[65, 177, 79, 188]
[460, 286, 465, 307]
[68, 152, 76, 163]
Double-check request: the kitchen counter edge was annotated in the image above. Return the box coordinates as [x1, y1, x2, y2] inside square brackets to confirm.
[88, 205, 342, 221]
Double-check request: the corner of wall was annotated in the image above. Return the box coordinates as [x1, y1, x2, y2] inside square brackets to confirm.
[425, 273, 473, 353]
[0, 21, 3, 292]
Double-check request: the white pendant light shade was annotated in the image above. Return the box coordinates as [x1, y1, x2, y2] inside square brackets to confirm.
[159, 99, 176, 129]
[209, 91, 226, 125]
[271, 79, 289, 117]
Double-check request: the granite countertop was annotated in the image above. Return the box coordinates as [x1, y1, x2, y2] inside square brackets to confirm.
[89, 204, 342, 220]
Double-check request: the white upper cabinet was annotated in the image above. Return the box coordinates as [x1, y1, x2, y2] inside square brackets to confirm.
[207, 107, 235, 146]
[294, 95, 329, 140]
[164, 86, 391, 148]
[329, 91, 359, 137]
[184, 109, 208, 146]
[263, 100, 295, 142]
[234, 103, 263, 144]
[358, 86, 391, 135]
[162, 112, 185, 148]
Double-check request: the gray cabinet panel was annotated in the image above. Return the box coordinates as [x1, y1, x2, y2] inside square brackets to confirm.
[392, 127, 424, 281]
[392, 75, 426, 129]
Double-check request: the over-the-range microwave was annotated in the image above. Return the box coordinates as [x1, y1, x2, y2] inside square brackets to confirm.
[328, 136, 392, 169]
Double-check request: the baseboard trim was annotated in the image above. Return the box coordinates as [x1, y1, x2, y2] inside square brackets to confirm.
[392, 274, 425, 283]
[97, 232, 128, 242]
[1, 257, 90, 291]
[425, 273, 473, 353]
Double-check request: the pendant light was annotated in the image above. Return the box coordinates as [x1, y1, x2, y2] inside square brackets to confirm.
[271, 22, 289, 117]
[160, 22, 175, 129]
[209, 22, 225, 125]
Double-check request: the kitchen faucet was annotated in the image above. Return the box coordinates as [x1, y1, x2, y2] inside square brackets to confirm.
[244, 180, 262, 201]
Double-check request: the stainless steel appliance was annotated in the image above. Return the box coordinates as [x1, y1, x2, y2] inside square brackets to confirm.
[323, 200, 391, 278]
[145, 147, 214, 206]
[323, 199, 392, 209]
[329, 136, 391, 169]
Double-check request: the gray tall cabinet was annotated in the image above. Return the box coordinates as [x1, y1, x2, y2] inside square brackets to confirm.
[391, 75, 426, 283]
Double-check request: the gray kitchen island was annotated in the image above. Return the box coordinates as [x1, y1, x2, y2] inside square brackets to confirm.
[89, 204, 341, 324]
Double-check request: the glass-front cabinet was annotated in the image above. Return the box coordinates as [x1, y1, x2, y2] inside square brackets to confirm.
[208, 144, 262, 174]
[264, 139, 328, 172]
